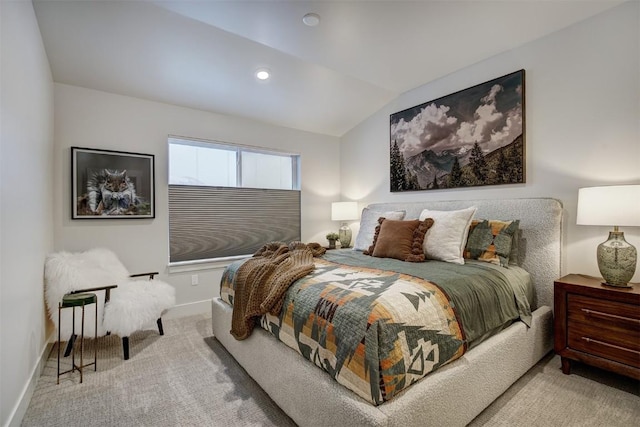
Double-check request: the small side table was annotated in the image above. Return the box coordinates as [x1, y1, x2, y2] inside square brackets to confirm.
[57, 293, 98, 384]
[554, 274, 640, 380]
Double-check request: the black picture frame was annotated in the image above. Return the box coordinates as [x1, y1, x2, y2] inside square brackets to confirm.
[390, 69, 525, 192]
[71, 147, 155, 219]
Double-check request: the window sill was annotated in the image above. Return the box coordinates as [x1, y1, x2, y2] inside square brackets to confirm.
[167, 255, 250, 274]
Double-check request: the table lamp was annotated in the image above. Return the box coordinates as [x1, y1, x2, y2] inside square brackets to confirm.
[331, 201, 359, 248]
[576, 185, 640, 287]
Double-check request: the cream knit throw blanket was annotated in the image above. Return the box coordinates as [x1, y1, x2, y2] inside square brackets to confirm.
[231, 241, 326, 340]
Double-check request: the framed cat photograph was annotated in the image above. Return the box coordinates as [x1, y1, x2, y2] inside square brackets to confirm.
[71, 147, 155, 219]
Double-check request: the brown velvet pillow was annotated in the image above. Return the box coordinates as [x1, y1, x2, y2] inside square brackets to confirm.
[364, 217, 434, 262]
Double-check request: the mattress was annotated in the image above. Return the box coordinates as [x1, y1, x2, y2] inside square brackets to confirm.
[220, 249, 534, 404]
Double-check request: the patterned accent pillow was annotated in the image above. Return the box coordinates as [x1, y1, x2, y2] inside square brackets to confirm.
[364, 217, 434, 262]
[464, 219, 520, 267]
[353, 208, 406, 251]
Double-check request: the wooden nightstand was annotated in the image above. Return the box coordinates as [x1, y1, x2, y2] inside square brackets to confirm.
[554, 274, 640, 380]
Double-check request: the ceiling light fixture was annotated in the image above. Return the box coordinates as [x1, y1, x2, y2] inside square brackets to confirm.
[302, 13, 320, 27]
[255, 68, 270, 81]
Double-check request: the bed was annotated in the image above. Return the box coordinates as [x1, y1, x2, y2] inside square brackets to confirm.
[211, 198, 563, 426]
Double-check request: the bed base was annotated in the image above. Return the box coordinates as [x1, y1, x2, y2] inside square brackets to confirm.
[212, 298, 553, 426]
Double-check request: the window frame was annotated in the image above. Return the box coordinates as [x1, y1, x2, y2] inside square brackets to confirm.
[168, 135, 300, 191]
[167, 135, 302, 268]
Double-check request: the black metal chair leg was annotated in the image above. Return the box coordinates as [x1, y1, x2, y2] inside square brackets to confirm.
[64, 334, 77, 357]
[57, 303, 62, 384]
[157, 318, 164, 336]
[122, 336, 130, 360]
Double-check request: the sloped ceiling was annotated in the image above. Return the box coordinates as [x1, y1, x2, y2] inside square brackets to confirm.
[34, 0, 622, 136]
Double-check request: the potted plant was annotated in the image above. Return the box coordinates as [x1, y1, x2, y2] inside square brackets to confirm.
[326, 232, 340, 249]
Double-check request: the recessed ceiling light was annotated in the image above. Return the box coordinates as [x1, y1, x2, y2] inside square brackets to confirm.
[255, 68, 270, 80]
[302, 13, 320, 27]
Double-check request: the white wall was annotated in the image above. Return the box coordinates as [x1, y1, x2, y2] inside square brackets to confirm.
[53, 84, 341, 311]
[0, 1, 55, 426]
[1, 2, 636, 424]
[340, 1, 640, 282]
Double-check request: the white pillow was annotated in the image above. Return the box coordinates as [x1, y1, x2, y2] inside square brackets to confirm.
[353, 208, 406, 251]
[419, 206, 477, 264]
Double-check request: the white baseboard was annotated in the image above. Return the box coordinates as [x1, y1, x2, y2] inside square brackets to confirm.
[5, 334, 54, 427]
[163, 299, 211, 319]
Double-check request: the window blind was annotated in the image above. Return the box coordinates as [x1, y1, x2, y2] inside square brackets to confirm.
[169, 185, 301, 262]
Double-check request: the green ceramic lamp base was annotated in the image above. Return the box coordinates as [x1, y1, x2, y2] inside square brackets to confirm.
[597, 230, 637, 288]
[338, 223, 352, 248]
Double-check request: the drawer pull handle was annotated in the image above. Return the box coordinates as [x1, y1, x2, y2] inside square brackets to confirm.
[581, 308, 640, 324]
[581, 337, 640, 355]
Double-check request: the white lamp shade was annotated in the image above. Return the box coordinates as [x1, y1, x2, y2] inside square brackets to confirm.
[577, 185, 640, 226]
[331, 201, 358, 221]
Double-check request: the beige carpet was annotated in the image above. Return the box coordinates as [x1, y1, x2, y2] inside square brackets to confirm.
[22, 314, 639, 426]
[22, 314, 296, 427]
[469, 353, 639, 426]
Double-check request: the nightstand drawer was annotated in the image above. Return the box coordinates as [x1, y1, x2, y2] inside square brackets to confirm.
[567, 293, 640, 368]
[568, 321, 640, 368]
[568, 293, 640, 330]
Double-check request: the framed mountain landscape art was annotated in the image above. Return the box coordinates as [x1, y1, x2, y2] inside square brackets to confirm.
[390, 70, 525, 192]
[72, 147, 155, 219]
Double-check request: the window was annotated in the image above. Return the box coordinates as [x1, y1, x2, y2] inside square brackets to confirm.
[168, 136, 301, 263]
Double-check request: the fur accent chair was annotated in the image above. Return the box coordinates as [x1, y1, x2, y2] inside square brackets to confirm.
[45, 248, 176, 359]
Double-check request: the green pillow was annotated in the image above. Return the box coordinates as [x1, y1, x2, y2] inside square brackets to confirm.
[464, 219, 519, 267]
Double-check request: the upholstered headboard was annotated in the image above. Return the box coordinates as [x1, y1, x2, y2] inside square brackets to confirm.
[365, 198, 563, 310]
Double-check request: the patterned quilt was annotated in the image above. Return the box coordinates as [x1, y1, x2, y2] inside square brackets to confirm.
[220, 251, 530, 405]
